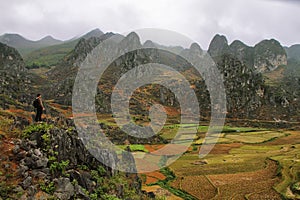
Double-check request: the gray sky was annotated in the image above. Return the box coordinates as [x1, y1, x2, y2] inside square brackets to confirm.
[0, 0, 299, 49]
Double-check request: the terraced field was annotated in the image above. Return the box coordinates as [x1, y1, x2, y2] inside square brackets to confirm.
[167, 129, 300, 199]
[94, 117, 300, 199]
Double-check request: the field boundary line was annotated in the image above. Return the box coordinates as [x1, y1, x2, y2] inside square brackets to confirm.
[204, 175, 219, 198]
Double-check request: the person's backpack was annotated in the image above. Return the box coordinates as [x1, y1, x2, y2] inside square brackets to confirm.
[33, 99, 39, 108]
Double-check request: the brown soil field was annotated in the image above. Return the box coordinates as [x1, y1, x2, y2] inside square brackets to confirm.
[208, 160, 281, 200]
[144, 171, 166, 184]
[206, 143, 243, 154]
[144, 144, 167, 152]
[142, 185, 183, 200]
[171, 175, 217, 199]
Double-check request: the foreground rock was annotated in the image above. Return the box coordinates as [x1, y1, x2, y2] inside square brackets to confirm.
[7, 122, 147, 200]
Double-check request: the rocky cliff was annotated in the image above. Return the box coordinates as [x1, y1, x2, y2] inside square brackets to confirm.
[208, 34, 231, 58]
[0, 122, 144, 200]
[44, 32, 299, 122]
[45, 33, 116, 105]
[208, 35, 287, 73]
[207, 36, 298, 121]
[230, 40, 254, 68]
[0, 42, 34, 109]
[254, 39, 287, 72]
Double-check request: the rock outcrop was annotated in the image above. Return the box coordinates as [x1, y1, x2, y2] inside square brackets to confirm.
[46, 33, 115, 105]
[208, 35, 287, 73]
[45, 32, 299, 122]
[208, 34, 231, 58]
[254, 39, 287, 72]
[9, 123, 143, 199]
[0, 42, 32, 108]
[229, 40, 254, 68]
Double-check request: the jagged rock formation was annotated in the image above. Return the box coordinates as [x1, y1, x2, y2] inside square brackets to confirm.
[80, 28, 104, 39]
[208, 34, 231, 58]
[254, 39, 287, 72]
[208, 39, 297, 121]
[43, 32, 299, 122]
[0, 42, 33, 108]
[208, 35, 287, 73]
[46, 33, 115, 102]
[230, 40, 254, 68]
[0, 42, 25, 72]
[8, 123, 143, 199]
[214, 54, 265, 118]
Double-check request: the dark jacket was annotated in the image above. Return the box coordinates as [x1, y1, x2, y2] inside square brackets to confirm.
[36, 98, 44, 110]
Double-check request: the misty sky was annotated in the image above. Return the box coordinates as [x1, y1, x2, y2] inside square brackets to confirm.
[0, 0, 299, 49]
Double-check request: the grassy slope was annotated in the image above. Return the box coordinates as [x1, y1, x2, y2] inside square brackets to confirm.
[24, 39, 78, 67]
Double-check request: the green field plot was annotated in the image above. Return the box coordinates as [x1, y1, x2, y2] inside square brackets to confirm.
[195, 130, 287, 144]
[225, 131, 286, 144]
[118, 144, 149, 152]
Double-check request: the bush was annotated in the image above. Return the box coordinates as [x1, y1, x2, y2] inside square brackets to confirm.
[40, 181, 55, 195]
[22, 123, 53, 138]
[0, 182, 14, 199]
[50, 160, 69, 176]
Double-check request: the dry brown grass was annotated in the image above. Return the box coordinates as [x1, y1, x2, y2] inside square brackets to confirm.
[0, 138, 23, 186]
[47, 101, 73, 118]
[207, 143, 243, 154]
[208, 160, 281, 200]
[171, 175, 217, 200]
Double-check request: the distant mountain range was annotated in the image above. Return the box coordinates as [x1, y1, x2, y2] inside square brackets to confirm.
[0, 34, 62, 56]
[0, 29, 299, 122]
[1, 28, 299, 72]
[0, 28, 299, 80]
[0, 28, 104, 58]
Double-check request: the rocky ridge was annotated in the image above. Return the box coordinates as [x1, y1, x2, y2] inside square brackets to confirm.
[208, 34, 287, 73]
[1, 122, 145, 200]
[0, 42, 38, 109]
[42, 32, 299, 122]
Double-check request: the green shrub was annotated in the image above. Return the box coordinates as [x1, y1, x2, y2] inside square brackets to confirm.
[90, 193, 98, 200]
[0, 182, 14, 199]
[22, 123, 53, 138]
[78, 164, 89, 171]
[50, 160, 69, 176]
[102, 194, 121, 200]
[40, 181, 55, 195]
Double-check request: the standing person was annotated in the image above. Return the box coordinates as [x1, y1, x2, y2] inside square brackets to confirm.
[34, 94, 45, 122]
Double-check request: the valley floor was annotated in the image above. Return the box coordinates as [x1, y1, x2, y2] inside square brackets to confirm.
[141, 129, 300, 200]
